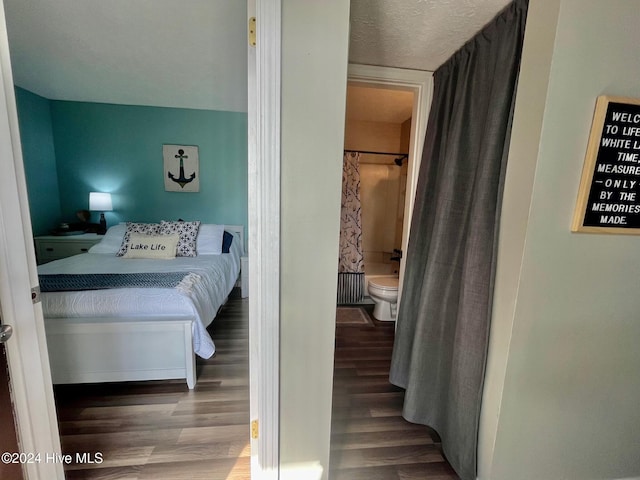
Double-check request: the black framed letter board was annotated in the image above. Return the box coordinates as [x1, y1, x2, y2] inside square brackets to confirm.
[573, 95, 640, 234]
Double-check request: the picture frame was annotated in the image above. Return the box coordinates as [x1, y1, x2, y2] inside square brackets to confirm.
[572, 95, 640, 234]
[163, 144, 200, 193]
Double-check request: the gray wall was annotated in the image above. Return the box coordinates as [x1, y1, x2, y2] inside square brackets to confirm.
[481, 1, 640, 478]
[280, 1, 350, 478]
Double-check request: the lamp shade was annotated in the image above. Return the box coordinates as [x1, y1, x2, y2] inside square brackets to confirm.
[89, 192, 113, 211]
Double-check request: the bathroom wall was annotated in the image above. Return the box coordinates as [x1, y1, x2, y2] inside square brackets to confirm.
[344, 119, 401, 154]
[344, 117, 409, 266]
[359, 161, 400, 263]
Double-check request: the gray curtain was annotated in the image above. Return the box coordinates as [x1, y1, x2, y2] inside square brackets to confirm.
[388, 1, 528, 479]
[337, 152, 365, 304]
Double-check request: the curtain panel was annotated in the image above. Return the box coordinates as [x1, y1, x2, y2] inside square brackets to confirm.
[337, 152, 365, 304]
[389, 1, 528, 479]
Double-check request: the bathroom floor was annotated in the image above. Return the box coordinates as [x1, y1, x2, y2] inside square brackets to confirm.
[329, 305, 459, 480]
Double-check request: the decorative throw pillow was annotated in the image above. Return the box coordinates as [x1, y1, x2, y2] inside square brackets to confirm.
[160, 220, 201, 257]
[222, 230, 234, 253]
[123, 233, 179, 259]
[116, 222, 161, 257]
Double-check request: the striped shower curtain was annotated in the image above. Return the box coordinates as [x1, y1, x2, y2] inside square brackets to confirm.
[337, 151, 365, 304]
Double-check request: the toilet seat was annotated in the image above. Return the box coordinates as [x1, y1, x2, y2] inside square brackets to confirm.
[369, 277, 399, 291]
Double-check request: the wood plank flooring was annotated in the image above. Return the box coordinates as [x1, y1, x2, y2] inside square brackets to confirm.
[52, 295, 458, 480]
[53, 290, 250, 480]
[329, 305, 460, 480]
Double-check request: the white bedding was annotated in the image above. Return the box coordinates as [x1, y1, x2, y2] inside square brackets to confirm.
[38, 233, 242, 358]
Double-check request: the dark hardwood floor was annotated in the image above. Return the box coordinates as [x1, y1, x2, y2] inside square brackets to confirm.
[52, 295, 458, 480]
[53, 290, 250, 480]
[329, 305, 459, 480]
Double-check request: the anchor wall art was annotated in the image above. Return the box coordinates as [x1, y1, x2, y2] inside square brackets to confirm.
[163, 144, 200, 192]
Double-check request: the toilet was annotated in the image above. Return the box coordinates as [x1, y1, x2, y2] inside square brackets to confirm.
[368, 277, 399, 321]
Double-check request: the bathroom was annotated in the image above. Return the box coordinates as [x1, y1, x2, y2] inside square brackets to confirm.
[339, 84, 414, 318]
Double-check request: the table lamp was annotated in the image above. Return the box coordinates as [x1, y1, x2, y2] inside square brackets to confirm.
[89, 192, 113, 235]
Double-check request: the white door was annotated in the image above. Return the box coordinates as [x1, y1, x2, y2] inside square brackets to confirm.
[0, 340, 23, 480]
[0, 2, 64, 479]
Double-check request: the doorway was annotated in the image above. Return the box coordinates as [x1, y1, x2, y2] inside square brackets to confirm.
[339, 84, 414, 311]
[345, 65, 433, 309]
[330, 65, 435, 472]
[0, 1, 256, 478]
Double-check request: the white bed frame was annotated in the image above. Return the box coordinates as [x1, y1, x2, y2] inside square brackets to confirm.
[43, 225, 244, 390]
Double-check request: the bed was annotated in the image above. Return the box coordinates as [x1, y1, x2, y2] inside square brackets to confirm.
[37, 222, 243, 389]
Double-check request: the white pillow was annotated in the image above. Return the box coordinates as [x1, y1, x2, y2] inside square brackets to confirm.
[88, 223, 127, 254]
[196, 224, 225, 255]
[122, 233, 179, 259]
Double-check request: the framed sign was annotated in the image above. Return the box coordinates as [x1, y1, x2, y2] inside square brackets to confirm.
[163, 144, 200, 192]
[572, 95, 640, 234]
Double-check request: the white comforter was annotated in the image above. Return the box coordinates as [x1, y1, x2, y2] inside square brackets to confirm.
[38, 237, 241, 358]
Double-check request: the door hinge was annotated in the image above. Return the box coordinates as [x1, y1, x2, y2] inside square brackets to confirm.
[249, 17, 256, 47]
[251, 419, 259, 439]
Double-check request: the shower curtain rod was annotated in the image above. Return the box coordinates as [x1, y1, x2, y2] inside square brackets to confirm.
[344, 149, 408, 159]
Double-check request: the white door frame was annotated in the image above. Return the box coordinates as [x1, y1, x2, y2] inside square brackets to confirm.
[0, 2, 64, 479]
[347, 64, 433, 305]
[248, 0, 280, 478]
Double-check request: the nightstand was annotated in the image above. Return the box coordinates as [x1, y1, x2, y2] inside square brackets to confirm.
[34, 233, 102, 264]
[241, 256, 249, 298]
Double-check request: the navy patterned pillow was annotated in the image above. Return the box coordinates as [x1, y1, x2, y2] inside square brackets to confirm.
[160, 220, 201, 257]
[116, 222, 161, 257]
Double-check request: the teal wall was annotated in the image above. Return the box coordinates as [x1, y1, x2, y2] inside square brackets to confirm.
[14, 87, 61, 236]
[50, 101, 247, 231]
[15, 89, 247, 237]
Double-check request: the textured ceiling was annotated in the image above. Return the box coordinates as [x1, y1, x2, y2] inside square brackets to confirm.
[349, 0, 512, 71]
[3, 1, 513, 112]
